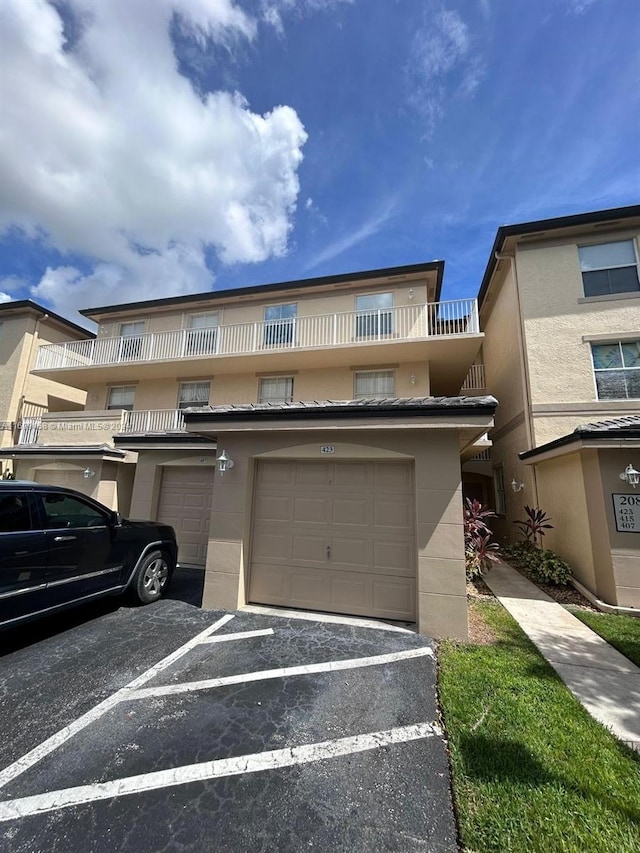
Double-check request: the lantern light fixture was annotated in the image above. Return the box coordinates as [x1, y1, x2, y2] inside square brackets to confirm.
[217, 450, 235, 476]
[511, 478, 525, 493]
[619, 463, 640, 488]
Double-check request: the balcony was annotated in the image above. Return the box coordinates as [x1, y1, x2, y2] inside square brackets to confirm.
[460, 363, 486, 394]
[119, 409, 186, 434]
[32, 299, 482, 395]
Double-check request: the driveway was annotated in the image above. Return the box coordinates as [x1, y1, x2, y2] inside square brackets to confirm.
[0, 572, 457, 852]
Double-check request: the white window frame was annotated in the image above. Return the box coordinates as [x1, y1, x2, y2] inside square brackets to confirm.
[118, 321, 145, 361]
[355, 291, 394, 338]
[177, 381, 210, 409]
[353, 369, 396, 400]
[493, 465, 506, 515]
[258, 376, 294, 405]
[107, 385, 136, 411]
[590, 340, 640, 400]
[578, 239, 640, 298]
[185, 313, 219, 356]
[263, 303, 297, 348]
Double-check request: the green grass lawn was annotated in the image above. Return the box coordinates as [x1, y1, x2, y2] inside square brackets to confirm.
[569, 609, 640, 668]
[438, 600, 640, 853]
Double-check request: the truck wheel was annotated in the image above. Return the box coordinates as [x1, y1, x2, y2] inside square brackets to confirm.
[130, 550, 172, 604]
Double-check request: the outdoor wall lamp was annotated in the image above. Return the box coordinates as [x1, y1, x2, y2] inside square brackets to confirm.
[619, 463, 640, 488]
[216, 450, 235, 476]
[511, 479, 525, 493]
[409, 374, 416, 385]
[83, 468, 96, 479]
[408, 288, 415, 300]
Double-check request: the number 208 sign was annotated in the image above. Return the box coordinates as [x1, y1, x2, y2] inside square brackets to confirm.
[612, 494, 640, 533]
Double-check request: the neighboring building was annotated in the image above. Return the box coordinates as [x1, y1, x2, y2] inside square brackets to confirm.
[0, 299, 92, 471]
[477, 205, 640, 608]
[25, 262, 491, 638]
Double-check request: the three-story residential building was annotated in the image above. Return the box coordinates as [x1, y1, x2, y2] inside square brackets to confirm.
[0, 299, 92, 475]
[27, 261, 492, 638]
[478, 204, 640, 609]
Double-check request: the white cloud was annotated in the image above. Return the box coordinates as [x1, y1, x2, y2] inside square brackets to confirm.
[0, 0, 308, 317]
[564, 0, 600, 13]
[406, 6, 485, 136]
[0, 293, 12, 304]
[305, 199, 396, 269]
[260, 0, 353, 34]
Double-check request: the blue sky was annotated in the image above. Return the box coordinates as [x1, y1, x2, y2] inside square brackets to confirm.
[0, 0, 638, 326]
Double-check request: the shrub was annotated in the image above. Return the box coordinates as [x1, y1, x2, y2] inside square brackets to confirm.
[502, 542, 572, 586]
[513, 505, 554, 546]
[464, 498, 500, 580]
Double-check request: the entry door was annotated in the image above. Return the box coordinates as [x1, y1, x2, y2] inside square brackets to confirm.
[249, 460, 416, 620]
[0, 492, 48, 625]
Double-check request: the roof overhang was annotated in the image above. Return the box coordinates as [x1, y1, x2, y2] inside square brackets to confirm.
[520, 430, 640, 465]
[0, 444, 128, 460]
[113, 434, 217, 452]
[80, 261, 445, 322]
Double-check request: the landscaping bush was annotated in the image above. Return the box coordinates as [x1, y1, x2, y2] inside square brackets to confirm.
[502, 541, 572, 586]
[464, 498, 500, 580]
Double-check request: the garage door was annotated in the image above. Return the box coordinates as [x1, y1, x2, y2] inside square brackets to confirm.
[35, 469, 93, 497]
[249, 460, 416, 620]
[156, 466, 215, 566]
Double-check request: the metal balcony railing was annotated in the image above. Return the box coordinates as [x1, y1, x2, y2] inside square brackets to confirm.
[34, 299, 480, 371]
[120, 409, 186, 434]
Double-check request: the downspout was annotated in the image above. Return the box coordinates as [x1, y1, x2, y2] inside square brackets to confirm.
[494, 252, 539, 507]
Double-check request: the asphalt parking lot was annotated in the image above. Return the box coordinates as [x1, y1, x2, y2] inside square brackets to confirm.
[0, 569, 457, 852]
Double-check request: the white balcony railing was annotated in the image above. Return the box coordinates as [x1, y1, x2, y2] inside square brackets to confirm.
[17, 417, 42, 445]
[461, 363, 486, 391]
[120, 409, 186, 434]
[34, 299, 480, 372]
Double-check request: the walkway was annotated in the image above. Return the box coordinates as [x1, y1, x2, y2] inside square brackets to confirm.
[484, 561, 640, 752]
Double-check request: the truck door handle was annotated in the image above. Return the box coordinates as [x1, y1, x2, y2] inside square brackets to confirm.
[326, 545, 331, 560]
[54, 535, 77, 542]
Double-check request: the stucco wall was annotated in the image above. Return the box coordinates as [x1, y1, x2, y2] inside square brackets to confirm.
[201, 428, 468, 639]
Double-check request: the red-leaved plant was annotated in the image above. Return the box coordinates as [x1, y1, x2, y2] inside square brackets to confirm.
[464, 498, 500, 579]
[513, 505, 553, 548]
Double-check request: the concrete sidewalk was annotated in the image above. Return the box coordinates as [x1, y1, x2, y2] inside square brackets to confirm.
[484, 561, 640, 752]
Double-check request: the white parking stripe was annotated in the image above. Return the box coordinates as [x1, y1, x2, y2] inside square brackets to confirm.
[0, 722, 441, 822]
[0, 614, 235, 790]
[124, 646, 434, 701]
[199, 628, 274, 644]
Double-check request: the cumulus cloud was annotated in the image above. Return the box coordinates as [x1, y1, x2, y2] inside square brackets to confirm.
[0, 293, 13, 304]
[0, 0, 308, 316]
[406, 6, 485, 136]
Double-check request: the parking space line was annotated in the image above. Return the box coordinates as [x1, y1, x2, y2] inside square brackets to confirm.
[199, 628, 274, 644]
[0, 614, 235, 790]
[0, 722, 441, 822]
[124, 646, 435, 701]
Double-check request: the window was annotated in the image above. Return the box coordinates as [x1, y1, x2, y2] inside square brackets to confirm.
[107, 386, 136, 411]
[0, 494, 32, 533]
[355, 292, 393, 338]
[354, 369, 395, 399]
[493, 466, 506, 515]
[119, 321, 145, 361]
[264, 304, 296, 347]
[591, 341, 640, 400]
[41, 494, 107, 529]
[579, 241, 640, 297]
[258, 377, 294, 404]
[177, 381, 210, 409]
[186, 313, 218, 356]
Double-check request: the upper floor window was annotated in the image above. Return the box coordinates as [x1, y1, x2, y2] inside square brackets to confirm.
[258, 376, 294, 405]
[591, 341, 640, 400]
[107, 385, 135, 411]
[264, 304, 296, 347]
[119, 321, 145, 361]
[578, 240, 640, 298]
[177, 381, 210, 409]
[354, 369, 395, 399]
[355, 293, 393, 338]
[186, 313, 218, 356]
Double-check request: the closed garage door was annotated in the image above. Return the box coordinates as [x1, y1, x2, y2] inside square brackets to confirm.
[249, 460, 416, 620]
[35, 469, 93, 497]
[157, 466, 215, 565]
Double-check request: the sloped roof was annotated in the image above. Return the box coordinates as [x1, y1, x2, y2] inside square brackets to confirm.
[520, 412, 640, 460]
[575, 414, 640, 433]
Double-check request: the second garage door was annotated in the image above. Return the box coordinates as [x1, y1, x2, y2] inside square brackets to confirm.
[156, 466, 215, 566]
[249, 460, 416, 621]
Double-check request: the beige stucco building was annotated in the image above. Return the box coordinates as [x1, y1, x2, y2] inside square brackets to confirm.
[476, 204, 640, 609]
[15, 262, 491, 638]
